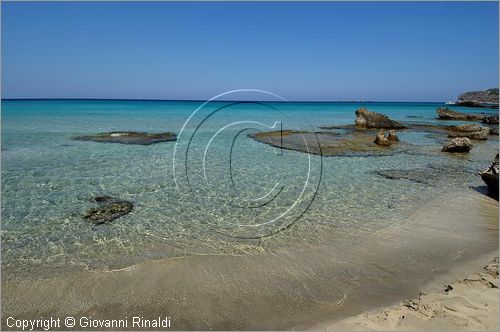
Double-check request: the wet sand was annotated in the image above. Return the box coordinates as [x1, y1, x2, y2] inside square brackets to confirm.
[1, 189, 498, 330]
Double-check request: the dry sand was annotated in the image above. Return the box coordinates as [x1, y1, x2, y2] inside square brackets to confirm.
[317, 257, 499, 331]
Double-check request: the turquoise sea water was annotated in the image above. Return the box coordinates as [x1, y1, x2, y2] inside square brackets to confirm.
[1, 99, 498, 279]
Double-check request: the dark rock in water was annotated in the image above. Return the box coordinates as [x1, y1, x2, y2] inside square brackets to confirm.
[436, 108, 485, 121]
[489, 127, 499, 136]
[457, 88, 499, 108]
[406, 115, 423, 118]
[91, 195, 115, 203]
[442, 137, 473, 153]
[376, 168, 441, 185]
[374, 130, 398, 146]
[72, 131, 177, 145]
[483, 116, 499, 124]
[479, 154, 499, 197]
[355, 108, 406, 129]
[83, 200, 133, 224]
[447, 124, 489, 140]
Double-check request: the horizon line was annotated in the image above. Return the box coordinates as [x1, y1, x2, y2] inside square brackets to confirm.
[1, 98, 451, 104]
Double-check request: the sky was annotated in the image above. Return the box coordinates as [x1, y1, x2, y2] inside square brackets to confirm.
[1, 1, 499, 101]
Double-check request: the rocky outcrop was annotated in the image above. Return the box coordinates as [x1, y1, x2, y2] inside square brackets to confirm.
[442, 137, 473, 153]
[479, 154, 499, 197]
[483, 116, 499, 124]
[83, 196, 133, 224]
[72, 131, 177, 145]
[374, 130, 399, 146]
[457, 88, 499, 108]
[436, 108, 485, 121]
[448, 124, 490, 140]
[355, 108, 406, 129]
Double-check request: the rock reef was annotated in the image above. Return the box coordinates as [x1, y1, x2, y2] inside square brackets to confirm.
[72, 131, 177, 145]
[483, 116, 499, 124]
[249, 129, 402, 157]
[436, 108, 485, 121]
[447, 124, 490, 140]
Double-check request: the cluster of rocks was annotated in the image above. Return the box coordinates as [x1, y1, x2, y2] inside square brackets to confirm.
[433, 108, 498, 153]
[355, 108, 492, 153]
[250, 106, 498, 199]
[83, 195, 134, 225]
[251, 108, 497, 157]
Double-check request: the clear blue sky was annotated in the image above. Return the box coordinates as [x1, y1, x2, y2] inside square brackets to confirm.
[2, 1, 498, 101]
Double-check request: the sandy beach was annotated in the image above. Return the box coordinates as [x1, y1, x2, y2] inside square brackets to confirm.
[316, 257, 499, 331]
[2, 189, 498, 330]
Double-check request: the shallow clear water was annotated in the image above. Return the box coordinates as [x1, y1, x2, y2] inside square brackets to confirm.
[1, 99, 498, 278]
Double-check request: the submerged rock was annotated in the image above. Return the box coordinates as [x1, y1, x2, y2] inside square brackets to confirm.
[448, 124, 490, 140]
[375, 164, 472, 186]
[374, 130, 398, 146]
[442, 137, 473, 153]
[355, 108, 406, 129]
[436, 108, 485, 121]
[90, 195, 114, 203]
[83, 200, 133, 224]
[72, 131, 177, 145]
[249, 129, 404, 157]
[479, 154, 499, 197]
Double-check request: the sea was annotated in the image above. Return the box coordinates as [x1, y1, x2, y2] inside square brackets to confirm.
[1, 99, 498, 280]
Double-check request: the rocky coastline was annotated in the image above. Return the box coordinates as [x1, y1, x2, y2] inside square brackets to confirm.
[456, 88, 499, 108]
